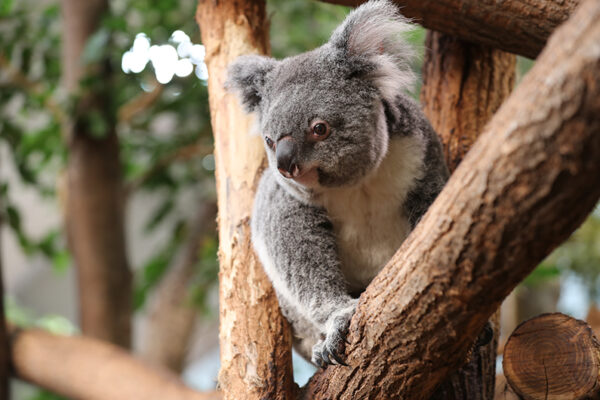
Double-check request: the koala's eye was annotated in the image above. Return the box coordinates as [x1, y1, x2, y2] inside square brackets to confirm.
[310, 120, 330, 141]
[265, 136, 275, 150]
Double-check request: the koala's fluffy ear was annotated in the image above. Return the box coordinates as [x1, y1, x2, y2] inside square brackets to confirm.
[329, 0, 416, 101]
[226, 54, 277, 113]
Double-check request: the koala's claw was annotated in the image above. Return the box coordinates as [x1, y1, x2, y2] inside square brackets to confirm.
[312, 340, 348, 368]
[311, 301, 357, 367]
[330, 350, 349, 366]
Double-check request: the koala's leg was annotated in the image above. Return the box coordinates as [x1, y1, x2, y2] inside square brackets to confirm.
[252, 173, 357, 367]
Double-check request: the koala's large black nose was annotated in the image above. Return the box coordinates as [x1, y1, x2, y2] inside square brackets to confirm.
[276, 137, 298, 178]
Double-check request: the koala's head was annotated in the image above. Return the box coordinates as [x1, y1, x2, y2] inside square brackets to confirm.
[226, 0, 415, 190]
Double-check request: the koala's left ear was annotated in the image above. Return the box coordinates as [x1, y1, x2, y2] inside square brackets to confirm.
[225, 54, 277, 114]
[329, 0, 416, 103]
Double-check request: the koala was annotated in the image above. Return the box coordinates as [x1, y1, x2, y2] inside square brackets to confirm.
[226, 0, 449, 367]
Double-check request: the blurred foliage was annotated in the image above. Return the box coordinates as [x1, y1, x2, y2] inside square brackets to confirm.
[0, 0, 216, 314]
[527, 206, 600, 294]
[5, 297, 78, 334]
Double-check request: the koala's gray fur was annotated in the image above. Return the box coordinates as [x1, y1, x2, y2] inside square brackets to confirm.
[226, 0, 449, 367]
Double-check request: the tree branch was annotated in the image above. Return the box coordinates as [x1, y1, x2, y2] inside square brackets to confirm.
[9, 325, 220, 400]
[117, 80, 163, 124]
[304, 0, 600, 398]
[319, 0, 579, 58]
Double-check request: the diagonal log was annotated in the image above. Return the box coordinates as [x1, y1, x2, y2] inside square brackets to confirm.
[304, 0, 600, 398]
[320, 0, 579, 58]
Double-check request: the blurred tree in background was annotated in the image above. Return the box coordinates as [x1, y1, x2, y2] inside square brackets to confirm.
[0, 0, 599, 398]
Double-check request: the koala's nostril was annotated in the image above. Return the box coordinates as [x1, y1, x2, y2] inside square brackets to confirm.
[276, 137, 297, 178]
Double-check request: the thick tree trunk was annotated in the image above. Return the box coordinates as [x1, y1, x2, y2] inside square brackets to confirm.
[421, 32, 516, 399]
[142, 202, 217, 372]
[196, 1, 295, 399]
[421, 32, 516, 171]
[320, 0, 578, 59]
[9, 326, 220, 400]
[62, 0, 132, 347]
[304, 0, 600, 398]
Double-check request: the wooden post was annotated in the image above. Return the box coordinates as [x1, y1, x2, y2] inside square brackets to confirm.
[420, 32, 516, 399]
[196, 1, 295, 399]
[503, 313, 600, 399]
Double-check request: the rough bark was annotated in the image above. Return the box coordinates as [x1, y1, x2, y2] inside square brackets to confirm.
[420, 32, 516, 399]
[62, 0, 132, 347]
[142, 202, 217, 373]
[421, 32, 516, 171]
[503, 313, 600, 399]
[196, 1, 295, 400]
[304, 0, 600, 398]
[320, 0, 578, 59]
[9, 326, 220, 400]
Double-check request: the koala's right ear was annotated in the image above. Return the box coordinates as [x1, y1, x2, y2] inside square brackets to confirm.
[225, 55, 277, 113]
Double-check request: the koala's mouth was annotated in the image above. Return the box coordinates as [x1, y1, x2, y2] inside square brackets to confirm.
[279, 165, 319, 187]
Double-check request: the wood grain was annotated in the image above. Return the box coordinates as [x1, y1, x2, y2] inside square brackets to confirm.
[503, 313, 600, 400]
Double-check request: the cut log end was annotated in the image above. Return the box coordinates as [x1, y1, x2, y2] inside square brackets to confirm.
[503, 313, 600, 400]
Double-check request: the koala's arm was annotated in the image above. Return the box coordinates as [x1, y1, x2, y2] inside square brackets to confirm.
[251, 171, 356, 328]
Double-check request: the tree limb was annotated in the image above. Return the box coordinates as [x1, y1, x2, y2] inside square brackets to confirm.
[304, 0, 600, 398]
[9, 325, 220, 400]
[320, 0, 579, 58]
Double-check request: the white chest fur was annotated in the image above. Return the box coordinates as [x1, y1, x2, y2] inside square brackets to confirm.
[313, 136, 425, 291]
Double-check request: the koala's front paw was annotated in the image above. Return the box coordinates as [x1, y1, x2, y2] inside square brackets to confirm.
[311, 300, 357, 368]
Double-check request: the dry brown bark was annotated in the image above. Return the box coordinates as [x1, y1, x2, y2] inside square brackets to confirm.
[421, 32, 516, 399]
[142, 202, 217, 372]
[61, 0, 132, 347]
[303, 0, 600, 398]
[9, 325, 220, 400]
[320, 0, 579, 59]
[196, 1, 295, 399]
[503, 313, 600, 399]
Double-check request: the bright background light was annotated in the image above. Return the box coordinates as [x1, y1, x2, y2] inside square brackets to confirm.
[121, 30, 208, 85]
